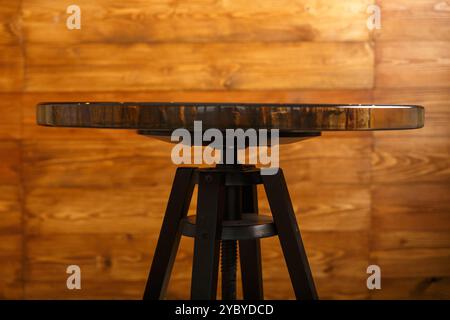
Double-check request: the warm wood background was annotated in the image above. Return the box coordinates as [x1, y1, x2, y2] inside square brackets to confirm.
[0, 0, 449, 299]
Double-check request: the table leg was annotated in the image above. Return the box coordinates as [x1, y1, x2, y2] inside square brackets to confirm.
[239, 185, 264, 300]
[262, 169, 318, 300]
[143, 167, 196, 300]
[191, 171, 225, 300]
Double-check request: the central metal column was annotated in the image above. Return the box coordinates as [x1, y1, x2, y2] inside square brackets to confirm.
[220, 144, 242, 300]
[221, 182, 242, 300]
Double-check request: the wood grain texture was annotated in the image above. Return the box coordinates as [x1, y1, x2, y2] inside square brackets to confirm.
[282, 136, 372, 185]
[0, 45, 23, 92]
[376, 41, 450, 88]
[0, 234, 23, 299]
[26, 42, 374, 91]
[21, 0, 373, 43]
[372, 184, 450, 232]
[21, 135, 371, 184]
[372, 10, 450, 298]
[370, 277, 450, 299]
[25, 186, 171, 235]
[0, 140, 21, 185]
[0, 140, 23, 299]
[372, 137, 449, 183]
[23, 182, 370, 236]
[24, 231, 369, 299]
[23, 181, 369, 236]
[0, 93, 22, 139]
[371, 248, 450, 278]
[373, 88, 449, 137]
[23, 90, 374, 139]
[0, 185, 21, 234]
[22, 139, 173, 188]
[0, 0, 448, 300]
[0, 1, 21, 45]
[36, 102, 424, 131]
[375, 0, 450, 41]
[371, 221, 450, 278]
[24, 233, 157, 299]
[372, 231, 450, 250]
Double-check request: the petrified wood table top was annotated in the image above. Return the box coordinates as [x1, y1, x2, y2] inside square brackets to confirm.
[36, 102, 424, 134]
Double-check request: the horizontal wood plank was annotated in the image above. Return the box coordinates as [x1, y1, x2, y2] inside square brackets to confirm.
[24, 281, 143, 299]
[25, 186, 171, 235]
[0, 93, 22, 139]
[24, 231, 368, 299]
[371, 248, 450, 278]
[25, 42, 374, 91]
[0, 185, 21, 234]
[372, 136, 449, 183]
[375, 0, 450, 41]
[370, 230, 450, 290]
[376, 41, 450, 88]
[283, 136, 372, 184]
[0, 2, 21, 45]
[25, 182, 370, 235]
[0, 45, 23, 92]
[263, 232, 369, 279]
[22, 136, 371, 187]
[373, 231, 450, 250]
[0, 234, 23, 299]
[0, 141, 21, 185]
[21, 0, 373, 43]
[372, 183, 450, 231]
[285, 184, 370, 232]
[370, 277, 450, 299]
[23, 139, 173, 188]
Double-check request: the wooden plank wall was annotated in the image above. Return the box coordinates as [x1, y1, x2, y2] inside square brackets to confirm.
[0, 0, 448, 299]
[371, 0, 450, 299]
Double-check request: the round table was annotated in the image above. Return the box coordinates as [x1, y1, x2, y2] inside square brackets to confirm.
[37, 102, 424, 132]
[36, 102, 424, 301]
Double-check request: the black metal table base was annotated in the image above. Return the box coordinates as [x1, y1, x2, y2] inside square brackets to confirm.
[143, 165, 318, 300]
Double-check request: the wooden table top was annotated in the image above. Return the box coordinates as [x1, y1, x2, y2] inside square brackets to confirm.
[37, 102, 424, 134]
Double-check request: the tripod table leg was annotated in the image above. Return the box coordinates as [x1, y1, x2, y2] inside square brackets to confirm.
[262, 169, 318, 300]
[191, 171, 225, 300]
[143, 167, 196, 300]
[239, 185, 264, 300]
